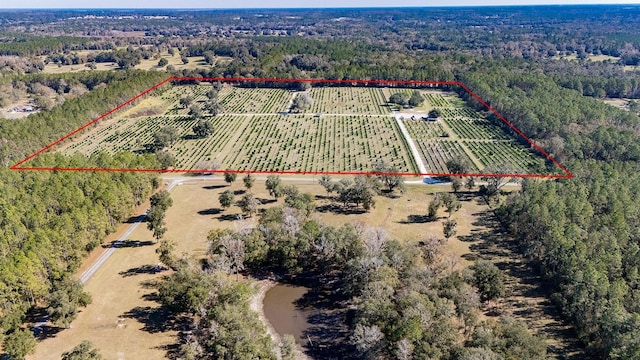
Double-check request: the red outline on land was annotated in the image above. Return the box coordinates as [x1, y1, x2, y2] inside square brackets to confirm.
[10, 77, 572, 179]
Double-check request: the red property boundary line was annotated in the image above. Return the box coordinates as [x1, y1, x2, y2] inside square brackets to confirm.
[10, 76, 573, 179]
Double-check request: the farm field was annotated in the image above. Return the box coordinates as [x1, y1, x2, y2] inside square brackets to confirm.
[401, 90, 550, 174]
[307, 87, 390, 114]
[48, 82, 556, 175]
[223, 114, 416, 172]
[161, 85, 292, 114]
[61, 113, 417, 173]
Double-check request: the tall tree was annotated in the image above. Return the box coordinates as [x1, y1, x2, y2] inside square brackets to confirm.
[47, 277, 92, 328]
[150, 190, 173, 212]
[389, 92, 410, 106]
[3, 329, 36, 360]
[219, 190, 235, 210]
[224, 172, 237, 185]
[265, 175, 283, 199]
[446, 158, 469, 175]
[373, 160, 406, 194]
[409, 90, 425, 107]
[237, 193, 260, 217]
[61, 340, 103, 360]
[146, 206, 168, 241]
[188, 104, 203, 120]
[179, 95, 192, 109]
[470, 260, 505, 301]
[152, 127, 178, 151]
[443, 219, 458, 240]
[156, 239, 177, 270]
[192, 119, 214, 138]
[243, 173, 255, 190]
[318, 174, 334, 196]
[442, 193, 461, 217]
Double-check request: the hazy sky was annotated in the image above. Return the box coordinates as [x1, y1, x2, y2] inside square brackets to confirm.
[4, 0, 640, 9]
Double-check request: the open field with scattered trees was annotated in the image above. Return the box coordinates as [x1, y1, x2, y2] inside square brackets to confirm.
[29, 176, 565, 359]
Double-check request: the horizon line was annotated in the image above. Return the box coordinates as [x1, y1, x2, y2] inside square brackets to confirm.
[2, 3, 640, 10]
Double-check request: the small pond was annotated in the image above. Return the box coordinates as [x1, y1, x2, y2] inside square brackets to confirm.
[262, 284, 312, 345]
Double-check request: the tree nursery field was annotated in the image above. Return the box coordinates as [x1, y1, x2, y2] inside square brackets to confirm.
[53, 83, 552, 175]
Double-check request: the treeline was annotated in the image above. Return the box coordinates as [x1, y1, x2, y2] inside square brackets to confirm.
[500, 161, 640, 358]
[459, 69, 640, 357]
[457, 71, 640, 163]
[0, 70, 167, 167]
[166, 37, 455, 82]
[0, 152, 158, 353]
[0, 34, 93, 56]
[556, 75, 640, 99]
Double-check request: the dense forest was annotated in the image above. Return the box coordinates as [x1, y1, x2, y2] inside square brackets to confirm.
[0, 70, 164, 356]
[1, 5, 640, 359]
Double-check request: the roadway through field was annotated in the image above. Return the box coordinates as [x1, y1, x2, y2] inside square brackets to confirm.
[78, 179, 182, 284]
[394, 114, 429, 176]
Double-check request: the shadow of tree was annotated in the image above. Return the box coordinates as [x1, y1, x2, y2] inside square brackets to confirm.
[140, 279, 160, 289]
[181, 134, 200, 140]
[399, 214, 435, 224]
[32, 324, 65, 339]
[315, 204, 367, 215]
[218, 214, 242, 221]
[125, 214, 147, 223]
[119, 264, 167, 277]
[202, 184, 226, 190]
[102, 240, 155, 248]
[197, 208, 221, 216]
[285, 271, 355, 359]
[303, 310, 355, 360]
[121, 305, 184, 334]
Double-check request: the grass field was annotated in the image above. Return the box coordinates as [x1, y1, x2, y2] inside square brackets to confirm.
[27, 178, 492, 360]
[48, 83, 556, 175]
[28, 177, 576, 359]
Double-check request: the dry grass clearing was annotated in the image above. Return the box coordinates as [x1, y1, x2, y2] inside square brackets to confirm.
[29, 177, 581, 359]
[40, 48, 229, 74]
[28, 177, 488, 359]
[454, 195, 583, 358]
